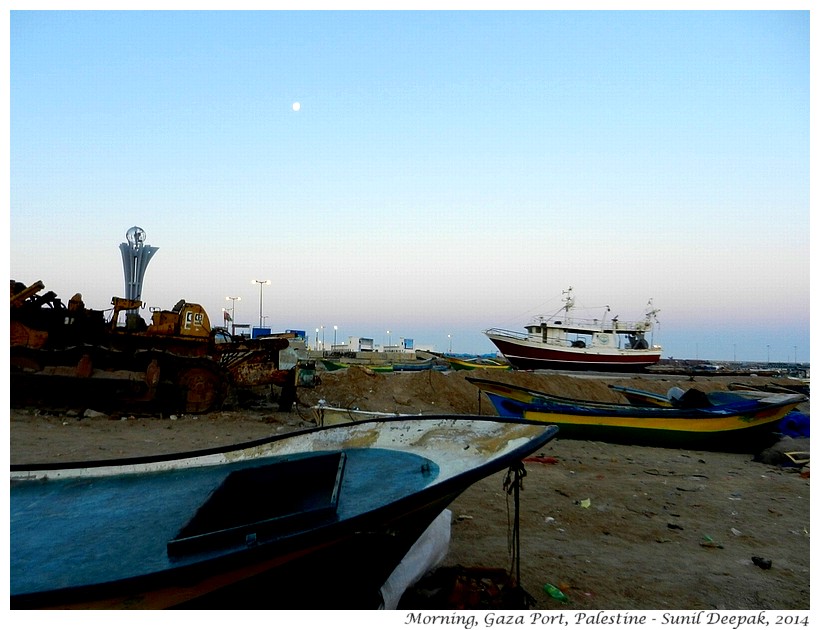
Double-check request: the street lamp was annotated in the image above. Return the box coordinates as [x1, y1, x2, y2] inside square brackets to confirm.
[252, 280, 270, 329]
[225, 296, 241, 335]
[387, 330, 391, 350]
[448, 334, 452, 354]
[315, 328, 319, 352]
[334, 325, 338, 348]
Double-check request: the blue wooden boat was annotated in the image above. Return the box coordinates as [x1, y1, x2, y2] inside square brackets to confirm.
[11, 415, 557, 610]
[467, 377, 805, 451]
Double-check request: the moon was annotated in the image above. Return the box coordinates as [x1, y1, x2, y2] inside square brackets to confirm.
[292, 102, 301, 112]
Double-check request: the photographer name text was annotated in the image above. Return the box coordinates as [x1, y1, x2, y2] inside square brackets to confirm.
[404, 611, 809, 630]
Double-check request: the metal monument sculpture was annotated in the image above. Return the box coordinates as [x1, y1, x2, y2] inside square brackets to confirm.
[119, 226, 158, 302]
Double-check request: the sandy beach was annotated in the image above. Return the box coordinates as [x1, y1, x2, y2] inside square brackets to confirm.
[10, 368, 811, 611]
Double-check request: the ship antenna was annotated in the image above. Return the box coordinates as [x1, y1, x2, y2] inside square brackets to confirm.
[645, 299, 660, 323]
[645, 299, 661, 345]
[562, 287, 575, 318]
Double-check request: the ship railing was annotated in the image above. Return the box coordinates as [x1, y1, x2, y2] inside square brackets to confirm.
[518, 317, 652, 332]
[485, 327, 568, 346]
[484, 327, 528, 341]
[547, 318, 652, 332]
[612, 319, 653, 332]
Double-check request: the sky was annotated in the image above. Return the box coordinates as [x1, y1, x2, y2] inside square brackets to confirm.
[8, 7, 811, 362]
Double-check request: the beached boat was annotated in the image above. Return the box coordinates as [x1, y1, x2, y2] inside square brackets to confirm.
[445, 356, 512, 371]
[606, 385, 809, 438]
[484, 287, 662, 371]
[468, 377, 679, 414]
[467, 377, 804, 451]
[320, 359, 393, 373]
[366, 364, 394, 373]
[11, 415, 557, 610]
[391, 358, 440, 372]
[320, 359, 349, 371]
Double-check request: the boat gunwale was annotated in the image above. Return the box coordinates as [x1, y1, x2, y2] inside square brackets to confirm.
[10, 413, 556, 474]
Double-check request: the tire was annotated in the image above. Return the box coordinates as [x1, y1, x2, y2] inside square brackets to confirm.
[176, 364, 227, 413]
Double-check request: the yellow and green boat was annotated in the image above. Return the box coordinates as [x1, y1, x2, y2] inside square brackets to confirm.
[320, 360, 393, 373]
[445, 356, 511, 371]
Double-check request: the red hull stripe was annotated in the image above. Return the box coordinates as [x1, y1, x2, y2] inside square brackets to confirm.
[489, 338, 660, 368]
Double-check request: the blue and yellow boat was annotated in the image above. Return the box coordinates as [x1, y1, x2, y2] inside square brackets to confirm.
[467, 377, 805, 452]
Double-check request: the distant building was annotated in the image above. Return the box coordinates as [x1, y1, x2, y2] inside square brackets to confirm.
[381, 338, 415, 353]
[328, 336, 422, 354]
[311, 332, 436, 354]
[331, 336, 375, 353]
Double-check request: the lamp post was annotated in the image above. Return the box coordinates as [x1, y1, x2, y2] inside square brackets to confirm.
[252, 280, 270, 329]
[225, 296, 241, 335]
[315, 328, 319, 352]
[448, 334, 452, 354]
[333, 325, 338, 349]
[387, 330, 391, 351]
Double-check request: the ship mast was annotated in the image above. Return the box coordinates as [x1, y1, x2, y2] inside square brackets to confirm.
[644, 299, 660, 324]
[561, 287, 575, 320]
[644, 299, 661, 345]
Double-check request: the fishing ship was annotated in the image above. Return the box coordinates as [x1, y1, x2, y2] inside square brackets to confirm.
[484, 287, 661, 372]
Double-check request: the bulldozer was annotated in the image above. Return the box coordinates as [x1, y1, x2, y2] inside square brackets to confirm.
[10, 280, 316, 413]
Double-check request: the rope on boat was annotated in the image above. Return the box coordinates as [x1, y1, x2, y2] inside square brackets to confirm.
[504, 462, 535, 607]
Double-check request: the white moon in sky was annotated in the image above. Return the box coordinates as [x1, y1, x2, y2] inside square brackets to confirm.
[292, 102, 301, 112]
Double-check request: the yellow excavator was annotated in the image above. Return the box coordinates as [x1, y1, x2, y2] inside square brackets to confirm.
[11, 280, 314, 413]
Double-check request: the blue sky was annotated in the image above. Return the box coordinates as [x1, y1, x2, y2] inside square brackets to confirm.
[9, 9, 810, 362]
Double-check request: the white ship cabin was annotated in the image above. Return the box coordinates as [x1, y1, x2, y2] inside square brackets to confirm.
[525, 316, 654, 350]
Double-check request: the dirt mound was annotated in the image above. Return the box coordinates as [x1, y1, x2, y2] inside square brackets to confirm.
[296, 367, 483, 415]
